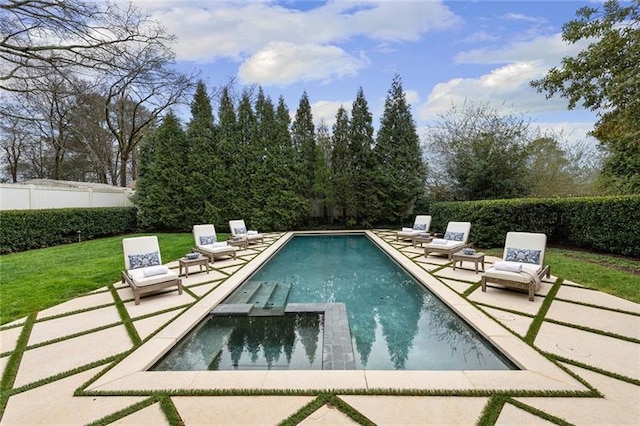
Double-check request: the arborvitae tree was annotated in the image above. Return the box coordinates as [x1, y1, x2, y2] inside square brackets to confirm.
[185, 81, 219, 225]
[348, 87, 378, 226]
[251, 87, 277, 229]
[291, 91, 316, 203]
[235, 90, 257, 218]
[331, 106, 351, 222]
[314, 120, 334, 222]
[374, 75, 426, 223]
[135, 112, 190, 231]
[216, 87, 238, 223]
[271, 96, 308, 229]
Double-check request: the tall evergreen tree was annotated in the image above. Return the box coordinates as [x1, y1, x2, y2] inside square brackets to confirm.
[375, 75, 426, 223]
[185, 81, 219, 225]
[348, 87, 378, 226]
[291, 91, 316, 204]
[135, 111, 189, 231]
[236, 90, 257, 219]
[314, 120, 334, 222]
[331, 106, 351, 222]
[216, 87, 238, 223]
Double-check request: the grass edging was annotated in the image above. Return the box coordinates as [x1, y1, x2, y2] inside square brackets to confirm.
[524, 278, 563, 345]
[0, 313, 35, 420]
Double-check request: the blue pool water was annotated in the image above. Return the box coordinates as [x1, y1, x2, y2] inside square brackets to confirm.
[154, 234, 516, 371]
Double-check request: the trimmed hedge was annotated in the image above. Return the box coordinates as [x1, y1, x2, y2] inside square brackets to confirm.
[0, 207, 138, 254]
[427, 196, 639, 257]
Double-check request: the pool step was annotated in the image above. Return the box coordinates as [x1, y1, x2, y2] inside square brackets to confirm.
[248, 282, 278, 308]
[225, 280, 262, 304]
[249, 282, 292, 317]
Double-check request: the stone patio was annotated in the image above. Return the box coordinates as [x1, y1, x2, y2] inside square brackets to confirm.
[0, 230, 638, 425]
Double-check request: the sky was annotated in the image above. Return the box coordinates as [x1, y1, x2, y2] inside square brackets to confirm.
[130, 0, 602, 149]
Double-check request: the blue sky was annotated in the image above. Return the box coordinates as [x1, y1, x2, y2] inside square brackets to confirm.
[132, 0, 601, 148]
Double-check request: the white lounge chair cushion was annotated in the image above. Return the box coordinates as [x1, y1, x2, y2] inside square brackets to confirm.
[484, 263, 542, 284]
[142, 265, 170, 277]
[401, 227, 414, 232]
[247, 230, 258, 235]
[127, 267, 178, 287]
[199, 244, 238, 253]
[428, 239, 463, 248]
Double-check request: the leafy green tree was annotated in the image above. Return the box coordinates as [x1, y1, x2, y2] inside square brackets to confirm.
[374, 75, 426, 222]
[348, 87, 378, 226]
[135, 112, 189, 231]
[531, 0, 640, 194]
[331, 106, 351, 221]
[527, 136, 600, 197]
[426, 101, 531, 201]
[235, 90, 257, 217]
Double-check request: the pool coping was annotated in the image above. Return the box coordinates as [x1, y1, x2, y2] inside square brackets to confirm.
[86, 231, 588, 394]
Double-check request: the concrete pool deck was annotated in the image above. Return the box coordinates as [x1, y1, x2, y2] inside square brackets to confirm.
[1, 230, 638, 424]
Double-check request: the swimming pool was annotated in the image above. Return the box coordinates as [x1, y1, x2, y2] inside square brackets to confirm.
[153, 234, 516, 371]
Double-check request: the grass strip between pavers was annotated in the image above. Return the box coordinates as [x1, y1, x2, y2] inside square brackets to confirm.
[82, 396, 157, 426]
[109, 283, 142, 346]
[158, 394, 184, 426]
[78, 386, 595, 399]
[545, 353, 640, 387]
[506, 398, 574, 425]
[476, 394, 508, 425]
[279, 393, 376, 426]
[524, 278, 563, 345]
[0, 313, 35, 421]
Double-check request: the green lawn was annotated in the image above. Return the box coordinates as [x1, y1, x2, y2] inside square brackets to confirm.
[1, 235, 638, 326]
[0, 233, 197, 325]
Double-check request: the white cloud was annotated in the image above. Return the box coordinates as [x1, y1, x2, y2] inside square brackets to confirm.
[310, 99, 353, 128]
[132, 1, 460, 62]
[419, 61, 570, 120]
[455, 33, 590, 66]
[238, 42, 369, 86]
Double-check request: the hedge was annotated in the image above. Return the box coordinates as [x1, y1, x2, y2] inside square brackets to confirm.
[426, 195, 640, 257]
[0, 207, 138, 254]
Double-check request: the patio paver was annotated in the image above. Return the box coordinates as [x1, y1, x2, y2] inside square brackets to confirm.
[340, 395, 488, 425]
[2, 367, 144, 425]
[1, 230, 638, 425]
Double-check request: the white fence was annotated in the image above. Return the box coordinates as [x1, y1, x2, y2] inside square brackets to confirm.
[0, 183, 134, 211]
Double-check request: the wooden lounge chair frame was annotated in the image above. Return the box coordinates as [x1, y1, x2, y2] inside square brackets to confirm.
[481, 232, 551, 301]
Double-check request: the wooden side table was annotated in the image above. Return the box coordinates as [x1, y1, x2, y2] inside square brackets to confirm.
[227, 237, 249, 250]
[178, 255, 209, 278]
[452, 251, 485, 274]
[412, 235, 433, 247]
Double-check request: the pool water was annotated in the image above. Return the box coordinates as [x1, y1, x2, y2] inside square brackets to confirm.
[155, 234, 516, 371]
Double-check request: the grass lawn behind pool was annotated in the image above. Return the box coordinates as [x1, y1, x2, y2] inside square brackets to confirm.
[0, 233, 199, 325]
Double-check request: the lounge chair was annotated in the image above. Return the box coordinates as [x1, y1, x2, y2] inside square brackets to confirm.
[192, 224, 238, 261]
[395, 215, 432, 241]
[423, 221, 472, 260]
[229, 219, 264, 244]
[122, 236, 182, 305]
[481, 232, 551, 301]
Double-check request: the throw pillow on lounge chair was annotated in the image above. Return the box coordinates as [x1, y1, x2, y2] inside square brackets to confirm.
[481, 232, 551, 302]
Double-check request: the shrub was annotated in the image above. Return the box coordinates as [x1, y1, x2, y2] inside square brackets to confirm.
[428, 196, 639, 257]
[0, 207, 138, 254]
